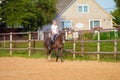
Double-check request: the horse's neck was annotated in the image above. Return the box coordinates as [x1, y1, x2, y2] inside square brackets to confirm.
[57, 33, 63, 41]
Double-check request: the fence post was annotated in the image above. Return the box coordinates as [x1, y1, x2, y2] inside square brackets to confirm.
[10, 32, 12, 56]
[114, 40, 117, 60]
[28, 32, 31, 56]
[97, 31, 100, 60]
[81, 39, 84, 56]
[3, 36, 6, 48]
[73, 39, 76, 59]
[32, 37, 35, 53]
[38, 30, 40, 40]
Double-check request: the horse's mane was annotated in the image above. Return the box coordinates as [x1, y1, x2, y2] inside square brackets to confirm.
[56, 32, 64, 41]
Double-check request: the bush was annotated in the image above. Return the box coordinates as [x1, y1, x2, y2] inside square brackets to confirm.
[93, 31, 120, 40]
[82, 32, 93, 40]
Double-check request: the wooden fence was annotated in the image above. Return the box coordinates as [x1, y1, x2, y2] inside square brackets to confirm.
[0, 29, 120, 60]
[72, 39, 120, 60]
[0, 32, 45, 56]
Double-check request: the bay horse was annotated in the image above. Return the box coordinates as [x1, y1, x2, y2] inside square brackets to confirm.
[44, 31, 65, 62]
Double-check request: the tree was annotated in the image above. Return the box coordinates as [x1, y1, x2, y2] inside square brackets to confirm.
[0, 0, 57, 31]
[114, 0, 120, 8]
[111, 0, 120, 25]
[36, 0, 57, 26]
[111, 9, 120, 25]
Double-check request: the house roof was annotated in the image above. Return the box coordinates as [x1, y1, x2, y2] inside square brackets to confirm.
[56, 0, 113, 18]
[56, 0, 75, 14]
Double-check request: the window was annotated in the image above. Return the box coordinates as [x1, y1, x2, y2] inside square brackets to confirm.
[90, 20, 100, 29]
[78, 6, 82, 12]
[84, 6, 88, 12]
[62, 20, 72, 29]
[78, 4, 89, 13]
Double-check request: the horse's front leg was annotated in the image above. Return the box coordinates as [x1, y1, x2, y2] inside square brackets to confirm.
[55, 48, 59, 62]
[60, 48, 63, 62]
[47, 49, 52, 61]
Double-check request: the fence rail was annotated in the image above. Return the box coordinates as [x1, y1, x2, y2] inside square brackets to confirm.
[0, 29, 120, 60]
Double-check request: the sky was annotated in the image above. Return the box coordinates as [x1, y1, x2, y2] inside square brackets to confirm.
[96, 0, 116, 12]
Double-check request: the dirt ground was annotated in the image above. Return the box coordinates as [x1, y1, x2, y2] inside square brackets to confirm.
[0, 57, 120, 80]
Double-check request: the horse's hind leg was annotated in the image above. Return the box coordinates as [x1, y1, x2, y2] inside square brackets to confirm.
[56, 56, 59, 62]
[55, 48, 59, 62]
[60, 48, 63, 62]
[47, 50, 52, 61]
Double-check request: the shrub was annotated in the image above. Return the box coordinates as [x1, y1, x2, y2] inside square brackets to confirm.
[82, 32, 93, 40]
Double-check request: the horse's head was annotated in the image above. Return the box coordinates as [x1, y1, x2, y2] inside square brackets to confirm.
[57, 31, 65, 43]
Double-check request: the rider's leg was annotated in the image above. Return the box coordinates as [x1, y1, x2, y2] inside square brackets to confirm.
[51, 34, 55, 43]
[48, 34, 56, 49]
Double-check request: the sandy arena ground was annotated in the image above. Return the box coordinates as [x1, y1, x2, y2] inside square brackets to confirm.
[0, 57, 120, 80]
